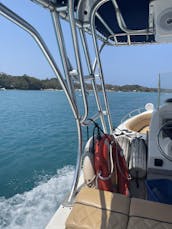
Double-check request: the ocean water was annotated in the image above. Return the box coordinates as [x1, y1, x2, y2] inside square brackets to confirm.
[0, 90, 157, 228]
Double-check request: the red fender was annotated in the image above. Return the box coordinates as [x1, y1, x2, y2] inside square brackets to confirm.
[113, 142, 129, 196]
[94, 135, 113, 192]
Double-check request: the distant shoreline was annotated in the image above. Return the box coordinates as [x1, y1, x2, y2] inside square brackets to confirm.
[0, 73, 157, 92]
[0, 88, 157, 92]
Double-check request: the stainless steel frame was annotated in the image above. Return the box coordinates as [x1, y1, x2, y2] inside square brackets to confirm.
[90, 0, 113, 133]
[51, 11, 77, 107]
[0, 0, 157, 205]
[0, 0, 112, 204]
[111, 0, 154, 35]
[79, 29, 107, 132]
[0, 2, 84, 204]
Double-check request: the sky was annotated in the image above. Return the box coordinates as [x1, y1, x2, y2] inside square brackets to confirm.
[1, 0, 172, 87]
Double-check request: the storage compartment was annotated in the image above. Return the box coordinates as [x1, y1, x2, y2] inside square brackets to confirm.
[145, 179, 172, 204]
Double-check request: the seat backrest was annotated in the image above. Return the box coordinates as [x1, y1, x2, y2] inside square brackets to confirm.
[66, 187, 130, 229]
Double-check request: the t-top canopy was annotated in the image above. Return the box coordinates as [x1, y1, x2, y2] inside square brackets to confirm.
[54, 0, 172, 45]
[31, 0, 172, 45]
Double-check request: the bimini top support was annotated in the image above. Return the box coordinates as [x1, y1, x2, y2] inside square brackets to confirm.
[3, 0, 166, 204]
[0, 1, 114, 204]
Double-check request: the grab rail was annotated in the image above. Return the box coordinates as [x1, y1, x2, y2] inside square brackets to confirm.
[68, 1, 88, 123]
[90, 0, 113, 133]
[121, 107, 146, 123]
[79, 29, 107, 131]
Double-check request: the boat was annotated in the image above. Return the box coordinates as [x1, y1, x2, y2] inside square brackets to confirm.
[1, 0, 172, 228]
[0, 87, 6, 90]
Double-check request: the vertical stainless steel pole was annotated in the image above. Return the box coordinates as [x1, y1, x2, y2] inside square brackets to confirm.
[51, 11, 77, 107]
[68, 0, 88, 123]
[67, 118, 82, 203]
[90, 0, 113, 133]
[79, 29, 107, 132]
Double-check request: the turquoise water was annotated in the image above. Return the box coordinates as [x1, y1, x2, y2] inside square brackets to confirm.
[0, 90, 157, 228]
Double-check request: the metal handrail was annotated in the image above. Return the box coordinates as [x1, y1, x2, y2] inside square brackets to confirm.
[120, 107, 146, 124]
[51, 11, 77, 106]
[90, 0, 113, 133]
[111, 0, 154, 35]
[79, 29, 107, 131]
[95, 12, 118, 45]
[68, 0, 88, 123]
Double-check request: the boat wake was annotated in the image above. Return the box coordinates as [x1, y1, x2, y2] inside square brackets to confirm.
[0, 166, 74, 229]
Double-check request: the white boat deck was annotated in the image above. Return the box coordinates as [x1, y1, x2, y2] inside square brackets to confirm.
[46, 205, 72, 229]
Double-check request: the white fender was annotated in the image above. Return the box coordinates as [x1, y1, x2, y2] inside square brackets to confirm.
[83, 137, 96, 188]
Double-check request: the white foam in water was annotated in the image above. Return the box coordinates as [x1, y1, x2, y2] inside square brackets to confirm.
[0, 166, 74, 229]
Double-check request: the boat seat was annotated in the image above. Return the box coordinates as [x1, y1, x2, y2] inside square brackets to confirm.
[66, 187, 130, 229]
[138, 125, 149, 134]
[65, 187, 172, 229]
[128, 198, 172, 229]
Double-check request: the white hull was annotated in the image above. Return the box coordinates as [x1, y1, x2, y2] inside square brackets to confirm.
[46, 205, 72, 229]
